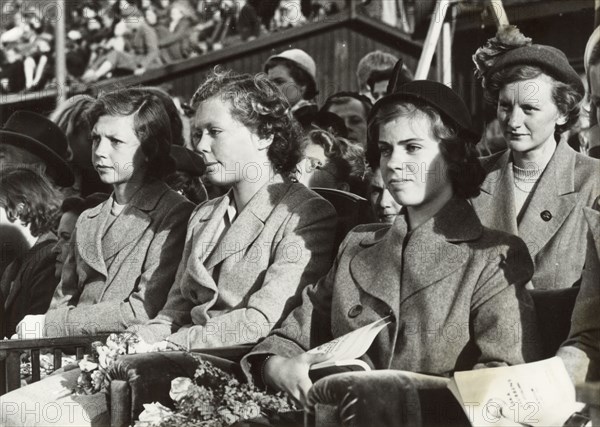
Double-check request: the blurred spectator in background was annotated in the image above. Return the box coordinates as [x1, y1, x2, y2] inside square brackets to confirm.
[297, 129, 367, 197]
[0, 167, 63, 337]
[236, 0, 261, 42]
[583, 26, 600, 159]
[52, 193, 110, 281]
[158, 0, 197, 63]
[265, 48, 318, 122]
[321, 91, 372, 148]
[356, 50, 398, 103]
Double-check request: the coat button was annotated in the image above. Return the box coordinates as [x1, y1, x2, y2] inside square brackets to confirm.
[348, 304, 363, 318]
[540, 210, 552, 222]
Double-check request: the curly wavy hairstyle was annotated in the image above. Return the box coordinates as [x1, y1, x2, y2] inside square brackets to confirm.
[306, 129, 368, 196]
[86, 88, 176, 180]
[190, 68, 304, 176]
[0, 167, 63, 237]
[369, 100, 486, 199]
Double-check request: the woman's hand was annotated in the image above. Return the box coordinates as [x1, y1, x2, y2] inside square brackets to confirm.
[16, 314, 46, 339]
[263, 352, 331, 409]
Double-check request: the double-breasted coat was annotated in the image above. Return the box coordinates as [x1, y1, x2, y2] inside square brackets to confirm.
[135, 179, 337, 349]
[45, 180, 194, 337]
[470, 140, 600, 289]
[243, 198, 541, 379]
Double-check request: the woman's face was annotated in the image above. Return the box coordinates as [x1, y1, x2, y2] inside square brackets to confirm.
[497, 75, 566, 155]
[192, 97, 271, 187]
[297, 141, 340, 189]
[267, 64, 305, 106]
[378, 112, 452, 209]
[91, 114, 146, 187]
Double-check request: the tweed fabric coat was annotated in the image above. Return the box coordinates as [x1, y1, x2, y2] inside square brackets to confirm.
[243, 198, 541, 379]
[559, 196, 600, 383]
[45, 180, 194, 337]
[134, 179, 337, 349]
[470, 140, 600, 289]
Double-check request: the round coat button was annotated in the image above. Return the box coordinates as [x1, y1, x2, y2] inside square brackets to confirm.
[540, 210, 552, 222]
[348, 304, 363, 318]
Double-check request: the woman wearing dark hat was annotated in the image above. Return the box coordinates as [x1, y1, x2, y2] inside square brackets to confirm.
[471, 26, 600, 290]
[241, 78, 541, 420]
[15, 88, 194, 340]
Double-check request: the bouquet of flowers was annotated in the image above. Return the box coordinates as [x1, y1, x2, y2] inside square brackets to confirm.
[135, 355, 297, 427]
[74, 331, 139, 395]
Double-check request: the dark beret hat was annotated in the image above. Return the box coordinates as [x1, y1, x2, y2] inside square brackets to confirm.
[489, 44, 584, 96]
[369, 80, 479, 143]
[170, 145, 206, 176]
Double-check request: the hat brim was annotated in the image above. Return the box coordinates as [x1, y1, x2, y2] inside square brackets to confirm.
[0, 129, 74, 187]
[369, 92, 480, 143]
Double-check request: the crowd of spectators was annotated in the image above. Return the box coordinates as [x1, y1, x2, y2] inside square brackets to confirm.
[0, 0, 346, 93]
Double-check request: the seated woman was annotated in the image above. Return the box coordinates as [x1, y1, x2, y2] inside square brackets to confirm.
[130, 69, 337, 351]
[16, 88, 194, 339]
[297, 129, 368, 197]
[471, 26, 600, 289]
[241, 80, 541, 412]
[0, 167, 63, 337]
[558, 196, 600, 384]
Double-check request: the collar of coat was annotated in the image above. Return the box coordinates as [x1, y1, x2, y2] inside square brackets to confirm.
[76, 179, 172, 277]
[474, 140, 579, 255]
[350, 197, 484, 312]
[189, 174, 293, 271]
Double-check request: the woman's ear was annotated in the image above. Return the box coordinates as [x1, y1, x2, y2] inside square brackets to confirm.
[256, 134, 274, 150]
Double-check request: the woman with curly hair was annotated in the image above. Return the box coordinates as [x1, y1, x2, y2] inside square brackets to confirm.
[297, 129, 368, 197]
[471, 26, 600, 289]
[243, 79, 540, 423]
[0, 167, 63, 336]
[130, 69, 337, 351]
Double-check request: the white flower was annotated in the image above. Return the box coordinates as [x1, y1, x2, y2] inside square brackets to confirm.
[169, 377, 193, 402]
[136, 402, 172, 425]
[78, 355, 98, 372]
[96, 345, 111, 369]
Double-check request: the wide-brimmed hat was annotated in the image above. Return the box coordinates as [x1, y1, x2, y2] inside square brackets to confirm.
[0, 111, 74, 186]
[369, 63, 478, 143]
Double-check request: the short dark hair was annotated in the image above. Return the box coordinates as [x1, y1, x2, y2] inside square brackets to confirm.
[264, 57, 318, 100]
[369, 100, 485, 199]
[86, 88, 176, 180]
[191, 68, 304, 176]
[321, 91, 372, 118]
[135, 86, 185, 146]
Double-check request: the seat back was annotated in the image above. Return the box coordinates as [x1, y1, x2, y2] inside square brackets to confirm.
[530, 286, 580, 359]
[312, 187, 374, 250]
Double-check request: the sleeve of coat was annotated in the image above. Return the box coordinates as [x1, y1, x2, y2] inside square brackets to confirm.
[558, 204, 600, 383]
[170, 197, 337, 350]
[470, 234, 542, 368]
[130, 205, 200, 344]
[138, 25, 161, 69]
[48, 229, 81, 310]
[43, 200, 193, 337]
[239, 230, 360, 382]
[158, 18, 192, 47]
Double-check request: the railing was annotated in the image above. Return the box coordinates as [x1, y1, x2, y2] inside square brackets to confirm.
[0, 334, 109, 396]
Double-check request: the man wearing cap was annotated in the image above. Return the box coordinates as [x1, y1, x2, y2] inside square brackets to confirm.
[264, 48, 318, 117]
[0, 111, 74, 276]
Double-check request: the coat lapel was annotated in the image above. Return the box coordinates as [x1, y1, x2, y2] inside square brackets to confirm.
[101, 181, 168, 264]
[518, 141, 578, 259]
[205, 177, 290, 270]
[471, 150, 518, 236]
[400, 199, 482, 304]
[77, 200, 110, 277]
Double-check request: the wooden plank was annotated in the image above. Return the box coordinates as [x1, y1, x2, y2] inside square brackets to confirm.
[0, 335, 109, 351]
[31, 349, 40, 383]
[54, 349, 62, 370]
